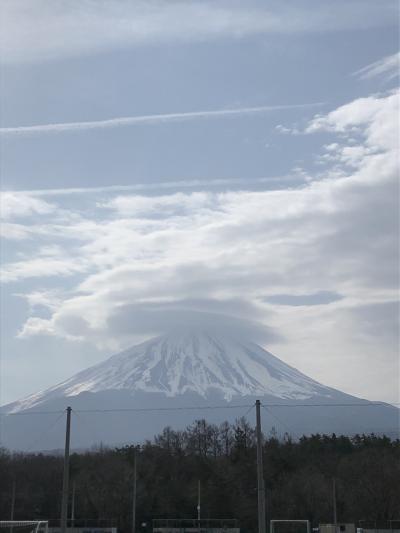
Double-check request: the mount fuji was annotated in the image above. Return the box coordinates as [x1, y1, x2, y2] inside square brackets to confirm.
[1, 329, 398, 450]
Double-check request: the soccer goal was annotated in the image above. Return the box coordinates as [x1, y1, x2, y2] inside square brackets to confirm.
[0, 522, 49, 533]
[270, 520, 311, 533]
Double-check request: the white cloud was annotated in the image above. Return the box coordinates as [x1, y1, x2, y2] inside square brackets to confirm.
[0, 192, 56, 219]
[18, 290, 63, 311]
[0, 223, 33, 240]
[0, 0, 396, 64]
[14, 168, 397, 340]
[308, 90, 398, 170]
[0, 103, 322, 137]
[278, 90, 399, 158]
[1, 255, 89, 283]
[306, 90, 398, 149]
[99, 191, 216, 217]
[275, 124, 300, 135]
[354, 51, 399, 83]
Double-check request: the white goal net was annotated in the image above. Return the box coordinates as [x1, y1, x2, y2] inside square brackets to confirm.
[271, 520, 311, 533]
[0, 522, 49, 533]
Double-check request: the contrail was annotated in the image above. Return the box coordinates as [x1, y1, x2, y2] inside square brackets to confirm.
[2, 175, 301, 197]
[0, 102, 323, 137]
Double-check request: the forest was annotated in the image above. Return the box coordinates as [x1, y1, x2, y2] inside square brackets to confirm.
[0, 418, 399, 532]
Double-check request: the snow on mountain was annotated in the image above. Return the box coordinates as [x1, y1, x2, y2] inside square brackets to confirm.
[3, 329, 398, 450]
[6, 329, 335, 414]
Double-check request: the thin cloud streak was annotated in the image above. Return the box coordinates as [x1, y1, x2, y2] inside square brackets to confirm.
[1, 1, 396, 64]
[0, 103, 324, 137]
[353, 51, 399, 82]
[2, 175, 303, 197]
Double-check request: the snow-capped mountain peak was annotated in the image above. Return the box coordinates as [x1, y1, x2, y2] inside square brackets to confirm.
[7, 329, 334, 413]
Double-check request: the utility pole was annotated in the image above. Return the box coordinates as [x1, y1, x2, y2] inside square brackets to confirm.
[197, 480, 201, 521]
[197, 480, 201, 533]
[9, 478, 16, 533]
[132, 448, 137, 533]
[256, 400, 266, 533]
[332, 478, 337, 529]
[71, 481, 76, 526]
[61, 406, 72, 533]
[10, 478, 16, 520]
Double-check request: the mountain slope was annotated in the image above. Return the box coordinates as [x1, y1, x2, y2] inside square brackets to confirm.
[1, 330, 398, 450]
[5, 330, 336, 413]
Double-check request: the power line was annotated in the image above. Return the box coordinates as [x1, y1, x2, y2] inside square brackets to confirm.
[242, 403, 256, 418]
[2, 410, 65, 416]
[261, 404, 299, 439]
[24, 411, 66, 452]
[73, 404, 255, 414]
[261, 402, 400, 408]
[72, 409, 102, 445]
[1, 401, 399, 417]
[64, 401, 400, 413]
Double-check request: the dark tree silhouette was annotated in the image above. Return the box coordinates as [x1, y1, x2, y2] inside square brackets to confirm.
[0, 423, 399, 532]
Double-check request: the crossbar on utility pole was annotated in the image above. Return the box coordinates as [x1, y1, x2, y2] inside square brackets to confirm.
[60, 406, 72, 533]
[256, 400, 266, 533]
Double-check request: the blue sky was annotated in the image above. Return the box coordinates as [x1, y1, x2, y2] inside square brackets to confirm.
[0, 0, 399, 405]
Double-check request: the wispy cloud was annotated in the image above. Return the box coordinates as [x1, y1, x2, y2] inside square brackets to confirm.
[1, 1, 396, 64]
[353, 52, 399, 83]
[3, 175, 303, 198]
[0, 103, 323, 137]
[0, 192, 56, 219]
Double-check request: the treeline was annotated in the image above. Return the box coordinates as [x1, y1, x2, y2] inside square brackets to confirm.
[0, 418, 399, 532]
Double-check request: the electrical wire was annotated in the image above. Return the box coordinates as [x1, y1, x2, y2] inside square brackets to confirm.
[260, 402, 399, 408]
[72, 409, 102, 447]
[60, 401, 400, 413]
[2, 410, 65, 416]
[261, 404, 299, 439]
[1, 401, 398, 417]
[73, 403, 255, 414]
[24, 411, 66, 452]
[242, 403, 256, 418]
